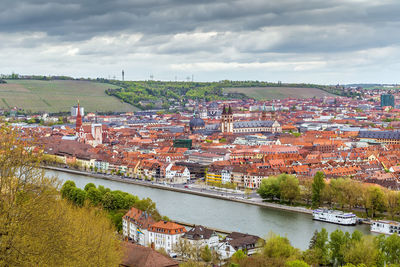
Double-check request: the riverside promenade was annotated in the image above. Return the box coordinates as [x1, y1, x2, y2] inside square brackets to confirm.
[44, 166, 313, 215]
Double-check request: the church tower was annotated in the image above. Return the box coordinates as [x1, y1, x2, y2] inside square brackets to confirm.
[75, 101, 83, 137]
[261, 103, 267, 121]
[221, 105, 233, 133]
[271, 104, 276, 120]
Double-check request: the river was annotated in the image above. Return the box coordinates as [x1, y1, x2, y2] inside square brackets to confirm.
[46, 169, 372, 250]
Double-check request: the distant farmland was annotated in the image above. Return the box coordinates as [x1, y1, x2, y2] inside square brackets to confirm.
[0, 80, 137, 113]
[224, 87, 334, 100]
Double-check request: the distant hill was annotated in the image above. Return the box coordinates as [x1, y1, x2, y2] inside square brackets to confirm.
[104, 80, 336, 109]
[223, 86, 334, 100]
[345, 84, 400, 90]
[0, 80, 137, 113]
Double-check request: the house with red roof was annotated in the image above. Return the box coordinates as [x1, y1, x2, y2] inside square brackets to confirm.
[123, 207, 156, 246]
[148, 221, 187, 253]
[164, 163, 190, 184]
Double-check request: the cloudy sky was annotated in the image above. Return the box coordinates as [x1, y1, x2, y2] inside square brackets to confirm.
[1, 0, 400, 84]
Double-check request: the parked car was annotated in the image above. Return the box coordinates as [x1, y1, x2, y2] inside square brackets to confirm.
[169, 252, 177, 258]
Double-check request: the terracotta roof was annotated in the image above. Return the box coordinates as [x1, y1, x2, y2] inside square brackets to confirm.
[121, 242, 178, 267]
[124, 207, 156, 229]
[149, 221, 187, 235]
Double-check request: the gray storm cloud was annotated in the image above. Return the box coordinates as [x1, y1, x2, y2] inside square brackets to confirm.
[1, 0, 399, 83]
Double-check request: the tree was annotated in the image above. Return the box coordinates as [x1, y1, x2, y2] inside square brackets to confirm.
[102, 191, 116, 210]
[344, 236, 379, 266]
[244, 188, 252, 198]
[279, 174, 300, 205]
[124, 194, 139, 209]
[343, 179, 363, 210]
[261, 233, 301, 263]
[71, 187, 87, 206]
[311, 171, 325, 208]
[330, 178, 347, 210]
[329, 229, 350, 266]
[87, 187, 103, 205]
[173, 239, 193, 259]
[200, 245, 212, 263]
[134, 197, 161, 220]
[365, 186, 387, 218]
[285, 260, 310, 267]
[179, 260, 206, 267]
[387, 190, 400, 219]
[61, 180, 76, 199]
[257, 176, 280, 200]
[231, 249, 247, 264]
[211, 249, 222, 266]
[84, 182, 96, 191]
[351, 230, 363, 243]
[0, 127, 122, 266]
[321, 183, 335, 208]
[381, 233, 400, 265]
[305, 228, 329, 266]
[299, 178, 313, 205]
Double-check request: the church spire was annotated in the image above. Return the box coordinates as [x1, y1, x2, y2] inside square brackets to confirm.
[261, 102, 267, 121]
[76, 100, 82, 134]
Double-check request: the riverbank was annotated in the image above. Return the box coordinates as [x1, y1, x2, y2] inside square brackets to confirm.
[44, 166, 313, 215]
[47, 167, 372, 250]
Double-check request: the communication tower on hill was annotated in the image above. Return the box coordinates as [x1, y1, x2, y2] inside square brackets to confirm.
[122, 70, 124, 81]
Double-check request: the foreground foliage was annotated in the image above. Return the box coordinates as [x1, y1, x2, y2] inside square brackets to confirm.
[61, 180, 165, 231]
[179, 229, 400, 267]
[0, 128, 122, 266]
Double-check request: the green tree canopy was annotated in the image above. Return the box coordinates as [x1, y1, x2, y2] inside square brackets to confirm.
[279, 174, 300, 204]
[311, 171, 325, 208]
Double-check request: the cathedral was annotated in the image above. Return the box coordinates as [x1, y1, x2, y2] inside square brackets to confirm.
[188, 104, 282, 135]
[220, 105, 281, 134]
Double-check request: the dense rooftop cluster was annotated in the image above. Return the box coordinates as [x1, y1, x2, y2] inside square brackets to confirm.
[11, 91, 400, 190]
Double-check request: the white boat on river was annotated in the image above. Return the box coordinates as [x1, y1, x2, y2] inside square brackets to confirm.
[313, 209, 357, 226]
[371, 220, 400, 235]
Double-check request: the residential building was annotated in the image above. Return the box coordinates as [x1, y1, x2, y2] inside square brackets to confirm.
[182, 225, 219, 249]
[218, 232, 262, 260]
[188, 152, 225, 165]
[122, 207, 156, 246]
[148, 221, 187, 253]
[164, 163, 191, 184]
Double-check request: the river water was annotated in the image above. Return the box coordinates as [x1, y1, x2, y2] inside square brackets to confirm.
[46, 169, 371, 250]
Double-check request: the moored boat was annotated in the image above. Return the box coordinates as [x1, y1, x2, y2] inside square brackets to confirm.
[371, 220, 400, 235]
[313, 209, 357, 225]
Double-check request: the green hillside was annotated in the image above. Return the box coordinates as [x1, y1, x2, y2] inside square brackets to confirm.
[0, 80, 137, 113]
[223, 86, 334, 100]
[105, 80, 336, 110]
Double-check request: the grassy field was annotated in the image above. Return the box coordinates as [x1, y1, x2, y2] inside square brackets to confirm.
[224, 87, 334, 100]
[0, 80, 138, 113]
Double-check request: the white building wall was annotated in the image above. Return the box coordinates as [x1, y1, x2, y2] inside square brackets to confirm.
[149, 232, 184, 253]
[221, 170, 231, 184]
